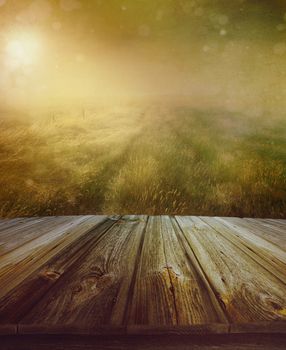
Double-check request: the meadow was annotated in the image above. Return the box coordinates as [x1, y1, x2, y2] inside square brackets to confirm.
[0, 100, 285, 218]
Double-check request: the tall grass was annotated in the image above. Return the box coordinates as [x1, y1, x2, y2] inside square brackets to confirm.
[0, 103, 285, 217]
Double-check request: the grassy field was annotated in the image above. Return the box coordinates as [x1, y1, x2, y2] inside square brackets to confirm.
[0, 101, 285, 218]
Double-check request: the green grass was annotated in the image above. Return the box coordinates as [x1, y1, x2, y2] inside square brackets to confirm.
[0, 102, 285, 218]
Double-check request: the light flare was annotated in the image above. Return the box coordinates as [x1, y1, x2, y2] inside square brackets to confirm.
[5, 32, 41, 69]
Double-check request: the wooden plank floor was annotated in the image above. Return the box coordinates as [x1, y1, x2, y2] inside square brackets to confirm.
[0, 215, 285, 339]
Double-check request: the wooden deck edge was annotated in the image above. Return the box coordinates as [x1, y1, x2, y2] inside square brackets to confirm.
[0, 322, 281, 336]
[0, 334, 286, 350]
[17, 325, 126, 335]
[126, 324, 229, 335]
[0, 324, 17, 335]
[230, 322, 286, 333]
[17, 324, 230, 336]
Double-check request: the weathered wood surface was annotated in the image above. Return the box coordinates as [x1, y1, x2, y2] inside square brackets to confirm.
[0, 215, 285, 337]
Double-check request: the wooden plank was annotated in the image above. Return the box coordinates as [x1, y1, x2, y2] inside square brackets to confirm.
[260, 219, 286, 230]
[246, 218, 286, 234]
[0, 218, 35, 232]
[124, 216, 228, 329]
[0, 217, 74, 257]
[243, 219, 286, 249]
[0, 217, 84, 237]
[0, 217, 66, 255]
[175, 216, 286, 324]
[201, 217, 286, 284]
[0, 217, 118, 324]
[109, 216, 147, 326]
[159, 216, 227, 325]
[0, 217, 52, 237]
[0, 216, 107, 299]
[0, 216, 90, 271]
[19, 216, 147, 331]
[215, 217, 286, 265]
[242, 219, 286, 248]
[126, 216, 177, 326]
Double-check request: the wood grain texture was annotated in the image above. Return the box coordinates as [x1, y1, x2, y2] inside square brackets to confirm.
[244, 219, 286, 247]
[0, 217, 43, 231]
[126, 216, 177, 325]
[20, 216, 147, 330]
[260, 219, 286, 230]
[126, 216, 228, 327]
[0, 217, 73, 257]
[0, 215, 107, 299]
[215, 217, 286, 265]
[0, 218, 36, 232]
[0, 217, 117, 324]
[160, 216, 227, 325]
[201, 217, 286, 284]
[175, 216, 286, 323]
[0, 215, 285, 338]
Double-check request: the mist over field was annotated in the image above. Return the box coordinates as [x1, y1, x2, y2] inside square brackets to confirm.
[0, 0, 285, 217]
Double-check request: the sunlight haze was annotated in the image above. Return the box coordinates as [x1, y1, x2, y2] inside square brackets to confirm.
[0, 0, 286, 112]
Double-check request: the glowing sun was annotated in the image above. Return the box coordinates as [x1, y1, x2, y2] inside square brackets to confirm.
[5, 33, 41, 69]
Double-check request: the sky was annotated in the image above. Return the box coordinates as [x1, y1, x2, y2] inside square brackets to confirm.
[0, 0, 286, 112]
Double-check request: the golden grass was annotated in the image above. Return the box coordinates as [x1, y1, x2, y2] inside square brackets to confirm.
[0, 103, 285, 217]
